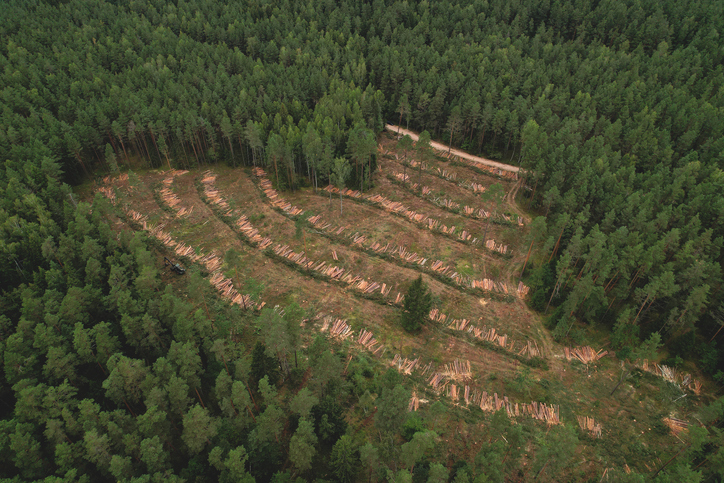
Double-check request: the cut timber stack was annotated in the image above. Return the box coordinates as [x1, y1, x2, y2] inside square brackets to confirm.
[201, 171, 230, 210]
[357, 329, 384, 355]
[203, 172, 397, 303]
[564, 346, 608, 364]
[392, 354, 419, 375]
[473, 391, 559, 424]
[159, 170, 192, 218]
[577, 416, 603, 438]
[442, 359, 472, 380]
[101, 172, 130, 185]
[448, 384, 459, 402]
[408, 392, 420, 412]
[428, 372, 446, 392]
[326, 185, 461, 240]
[485, 238, 508, 255]
[663, 417, 689, 436]
[518, 340, 541, 358]
[96, 188, 258, 312]
[385, 151, 525, 228]
[253, 168, 304, 216]
[640, 360, 702, 393]
[307, 213, 514, 296]
[98, 186, 115, 204]
[438, 309, 540, 359]
[327, 317, 352, 340]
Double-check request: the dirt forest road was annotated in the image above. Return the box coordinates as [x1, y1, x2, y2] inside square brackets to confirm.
[385, 124, 521, 174]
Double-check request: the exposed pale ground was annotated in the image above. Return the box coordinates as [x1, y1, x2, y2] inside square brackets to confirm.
[385, 124, 521, 173]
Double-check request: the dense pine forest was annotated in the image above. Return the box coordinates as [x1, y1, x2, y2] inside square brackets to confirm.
[1, 0, 724, 481]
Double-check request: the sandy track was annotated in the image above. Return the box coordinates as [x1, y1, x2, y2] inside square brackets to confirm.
[385, 124, 520, 173]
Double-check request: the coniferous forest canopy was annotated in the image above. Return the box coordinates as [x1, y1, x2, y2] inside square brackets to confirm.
[1, 0, 724, 481]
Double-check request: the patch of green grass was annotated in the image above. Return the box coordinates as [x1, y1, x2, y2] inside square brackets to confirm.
[455, 258, 474, 277]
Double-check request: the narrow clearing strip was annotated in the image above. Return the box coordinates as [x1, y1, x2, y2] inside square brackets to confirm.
[385, 124, 521, 174]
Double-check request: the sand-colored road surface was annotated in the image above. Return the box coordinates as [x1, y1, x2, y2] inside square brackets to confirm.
[385, 124, 520, 173]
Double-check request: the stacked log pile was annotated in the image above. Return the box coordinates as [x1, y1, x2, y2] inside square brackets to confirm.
[254, 168, 304, 216]
[485, 239, 509, 255]
[328, 317, 352, 340]
[306, 213, 512, 297]
[98, 186, 115, 204]
[127, 209, 149, 230]
[160, 184, 181, 209]
[435, 309, 540, 358]
[101, 173, 129, 185]
[662, 417, 689, 436]
[471, 278, 509, 293]
[577, 416, 603, 438]
[469, 390, 560, 424]
[201, 172, 398, 302]
[95, 188, 257, 312]
[408, 391, 420, 412]
[564, 346, 608, 364]
[319, 314, 385, 357]
[358, 329, 384, 355]
[517, 282, 530, 298]
[392, 355, 419, 375]
[641, 360, 702, 393]
[159, 171, 193, 218]
[442, 359, 472, 380]
[518, 341, 541, 358]
[327, 185, 463, 240]
[392, 170, 520, 227]
[201, 171, 230, 211]
[236, 215, 272, 249]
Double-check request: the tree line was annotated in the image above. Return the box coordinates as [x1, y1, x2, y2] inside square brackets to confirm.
[2, 0, 724, 479]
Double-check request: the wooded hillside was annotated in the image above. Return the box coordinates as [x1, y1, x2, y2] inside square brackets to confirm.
[1, 0, 724, 481]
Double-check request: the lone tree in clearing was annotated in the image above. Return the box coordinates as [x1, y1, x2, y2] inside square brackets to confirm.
[402, 275, 432, 332]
